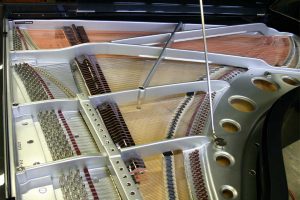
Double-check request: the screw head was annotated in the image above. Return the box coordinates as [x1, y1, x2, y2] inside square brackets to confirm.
[214, 137, 227, 148]
[17, 166, 25, 172]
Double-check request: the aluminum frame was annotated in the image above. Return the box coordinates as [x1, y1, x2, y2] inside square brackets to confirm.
[4, 19, 300, 200]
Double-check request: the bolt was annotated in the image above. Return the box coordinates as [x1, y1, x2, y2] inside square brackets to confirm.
[17, 166, 25, 172]
[215, 137, 226, 146]
[248, 169, 256, 176]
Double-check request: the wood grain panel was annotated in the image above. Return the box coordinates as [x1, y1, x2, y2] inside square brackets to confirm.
[119, 95, 184, 145]
[26, 29, 158, 49]
[171, 35, 292, 66]
[27, 29, 70, 49]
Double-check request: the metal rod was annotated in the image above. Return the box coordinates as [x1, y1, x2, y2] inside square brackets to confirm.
[198, 0, 216, 134]
[142, 22, 183, 88]
[136, 22, 183, 109]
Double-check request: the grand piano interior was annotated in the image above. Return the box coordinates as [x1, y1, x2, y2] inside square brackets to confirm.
[0, 1, 299, 200]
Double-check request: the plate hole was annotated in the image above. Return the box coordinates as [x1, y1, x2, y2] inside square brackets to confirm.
[33, 162, 40, 165]
[215, 153, 235, 167]
[221, 185, 237, 199]
[74, 135, 79, 138]
[123, 175, 127, 178]
[22, 122, 28, 126]
[252, 78, 278, 92]
[116, 161, 120, 164]
[119, 167, 123, 171]
[229, 96, 256, 112]
[127, 182, 131, 186]
[222, 189, 234, 199]
[216, 156, 231, 167]
[220, 120, 240, 133]
[282, 76, 300, 86]
[130, 191, 135, 195]
[27, 140, 34, 144]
